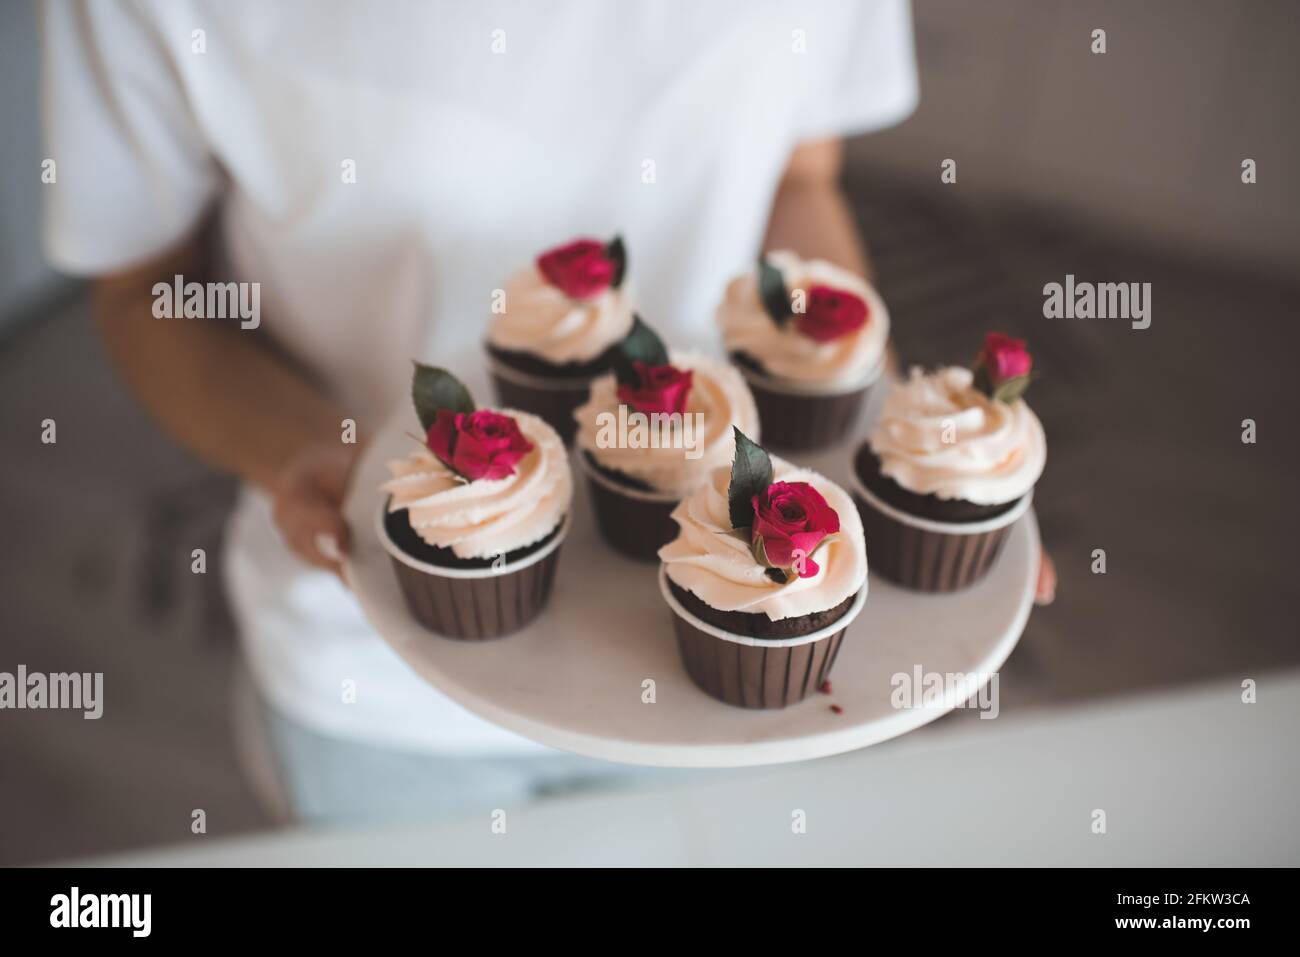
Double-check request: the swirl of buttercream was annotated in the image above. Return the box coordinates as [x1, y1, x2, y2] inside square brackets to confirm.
[715, 250, 889, 388]
[868, 366, 1046, 506]
[486, 264, 635, 365]
[381, 409, 572, 559]
[573, 351, 760, 498]
[658, 458, 867, 621]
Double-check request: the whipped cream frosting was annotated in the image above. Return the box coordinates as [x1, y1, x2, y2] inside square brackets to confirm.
[869, 366, 1046, 506]
[715, 250, 889, 389]
[486, 264, 635, 365]
[659, 458, 867, 621]
[573, 351, 760, 498]
[381, 409, 572, 559]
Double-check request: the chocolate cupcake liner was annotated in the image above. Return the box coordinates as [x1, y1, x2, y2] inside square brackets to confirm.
[850, 473, 1031, 592]
[376, 505, 570, 640]
[486, 354, 592, 446]
[659, 566, 867, 709]
[735, 360, 882, 452]
[579, 453, 680, 561]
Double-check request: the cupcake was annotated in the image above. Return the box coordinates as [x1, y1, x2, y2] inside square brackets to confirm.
[715, 250, 889, 450]
[573, 318, 760, 561]
[377, 363, 573, 639]
[850, 333, 1046, 592]
[659, 429, 868, 708]
[485, 236, 634, 444]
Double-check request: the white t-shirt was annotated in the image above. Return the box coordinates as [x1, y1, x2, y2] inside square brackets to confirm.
[42, 0, 917, 753]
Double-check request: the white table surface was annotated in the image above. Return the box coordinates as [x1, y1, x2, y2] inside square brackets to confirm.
[94, 672, 1300, 866]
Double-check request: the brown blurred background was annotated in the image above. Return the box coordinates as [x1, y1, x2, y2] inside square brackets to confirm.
[1, 0, 1297, 865]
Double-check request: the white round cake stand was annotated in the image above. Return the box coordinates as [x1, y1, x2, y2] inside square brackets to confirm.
[344, 418, 1040, 769]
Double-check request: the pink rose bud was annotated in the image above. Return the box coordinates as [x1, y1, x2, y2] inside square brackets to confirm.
[616, 361, 693, 416]
[796, 285, 869, 343]
[750, 481, 840, 579]
[981, 332, 1033, 384]
[426, 409, 534, 481]
[536, 238, 617, 300]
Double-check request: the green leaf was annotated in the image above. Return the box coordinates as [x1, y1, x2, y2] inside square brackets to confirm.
[605, 235, 627, 289]
[612, 314, 669, 387]
[411, 362, 475, 430]
[992, 374, 1033, 404]
[727, 427, 773, 532]
[757, 256, 791, 324]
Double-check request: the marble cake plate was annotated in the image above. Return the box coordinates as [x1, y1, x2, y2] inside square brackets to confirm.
[344, 414, 1038, 768]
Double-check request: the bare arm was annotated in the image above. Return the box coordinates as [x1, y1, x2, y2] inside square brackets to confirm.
[763, 136, 892, 376]
[92, 229, 356, 572]
[762, 138, 871, 282]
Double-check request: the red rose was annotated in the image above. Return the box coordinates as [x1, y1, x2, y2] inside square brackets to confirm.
[751, 481, 840, 578]
[426, 409, 534, 481]
[536, 238, 617, 300]
[981, 332, 1032, 384]
[616, 361, 693, 416]
[795, 285, 869, 343]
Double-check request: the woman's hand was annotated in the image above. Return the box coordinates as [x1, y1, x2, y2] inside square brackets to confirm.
[1035, 552, 1056, 606]
[271, 443, 363, 578]
[93, 229, 364, 581]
